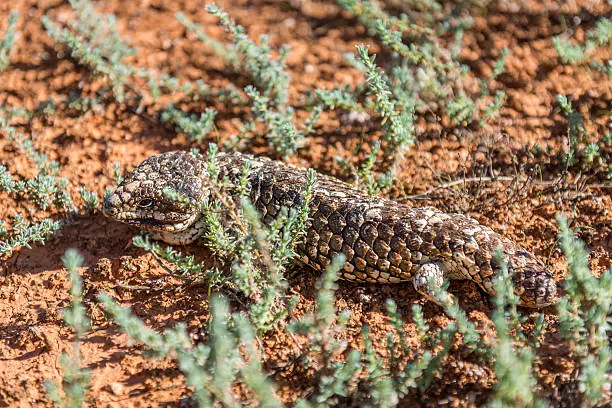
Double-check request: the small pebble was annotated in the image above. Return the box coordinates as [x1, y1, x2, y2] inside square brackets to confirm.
[109, 382, 123, 396]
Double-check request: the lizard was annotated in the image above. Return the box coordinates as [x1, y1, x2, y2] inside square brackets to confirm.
[103, 150, 558, 307]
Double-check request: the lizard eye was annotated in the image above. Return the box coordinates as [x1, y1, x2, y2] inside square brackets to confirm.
[138, 198, 155, 209]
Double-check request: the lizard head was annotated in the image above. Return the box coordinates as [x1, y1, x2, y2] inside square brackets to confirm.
[103, 151, 207, 244]
[507, 251, 558, 307]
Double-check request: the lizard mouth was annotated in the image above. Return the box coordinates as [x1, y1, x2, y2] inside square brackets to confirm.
[110, 210, 200, 233]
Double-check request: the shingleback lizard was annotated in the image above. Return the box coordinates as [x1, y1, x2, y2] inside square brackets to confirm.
[103, 150, 558, 307]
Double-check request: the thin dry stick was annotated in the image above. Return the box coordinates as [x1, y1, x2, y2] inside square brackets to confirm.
[402, 176, 611, 201]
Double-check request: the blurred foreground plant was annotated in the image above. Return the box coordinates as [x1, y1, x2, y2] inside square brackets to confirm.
[0, 11, 18, 71]
[556, 215, 611, 405]
[46, 249, 91, 408]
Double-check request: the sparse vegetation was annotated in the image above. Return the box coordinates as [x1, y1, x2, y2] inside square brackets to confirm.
[355, 44, 415, 160]
[0, 11, 18, 71]
[556, 94, 611, 178]
[0, 118, 69, 257]
[160, 105, 217, 143]
[45, 217, 610, 406]
[335, 0, 508, 127]
[556, 215, 611, 405]
[554, 17, 612, 65]
[205, 3, 291, 107]
[46, 249, 91, 408]
[1, 0, 610, 406]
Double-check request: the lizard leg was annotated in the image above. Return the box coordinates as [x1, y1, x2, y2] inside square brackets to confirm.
[412, 262, 456, 305]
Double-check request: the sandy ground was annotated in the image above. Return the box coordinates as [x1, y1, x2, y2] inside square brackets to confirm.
[0, 0, 610, 406]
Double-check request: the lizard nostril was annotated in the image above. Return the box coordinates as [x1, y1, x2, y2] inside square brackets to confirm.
[102, 194, 121, 216]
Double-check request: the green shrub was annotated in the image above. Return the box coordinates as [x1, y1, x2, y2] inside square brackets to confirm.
[205, 4, 291, 107]
[0, 11, 18, 71]
[488, 250, 544, 408]
[46, 249, 91, 408]
[554, 18, 612, 64]
[0, 118, 70, 256]
[42, 0, 224, 143]
[336, 0, 506, 127]
[160, 105, 217, 143]
[556, 215, 611, 404]
[355, 45, 415, 159]
[557, 94, 610, 178]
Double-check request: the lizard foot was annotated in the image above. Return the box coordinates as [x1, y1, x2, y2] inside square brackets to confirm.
[412, 262, 456, 306]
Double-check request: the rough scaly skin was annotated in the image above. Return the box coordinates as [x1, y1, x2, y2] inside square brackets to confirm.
[103, 150, 558, 307]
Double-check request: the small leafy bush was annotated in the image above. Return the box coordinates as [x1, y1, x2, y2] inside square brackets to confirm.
[554, 17, 612, 64]
[556, 216, 611, 405]
[336, 0, 506, 127]
[46, 249, 91, 408]
[0, 118, 70, 257]
[42, 0, 223, 144]
[205, 3, 291, 108]
[557, 94, 611, 178]
[0, 11, 18, 71]
[355, 45, 415, 160]
[181, 5, 314, 157]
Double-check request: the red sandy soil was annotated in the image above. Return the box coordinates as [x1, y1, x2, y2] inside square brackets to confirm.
[0, 0, 610, 406]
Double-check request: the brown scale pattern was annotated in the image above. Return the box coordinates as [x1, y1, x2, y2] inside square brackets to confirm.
[217, 152, 557, 307]
[105, 151, 557, 307]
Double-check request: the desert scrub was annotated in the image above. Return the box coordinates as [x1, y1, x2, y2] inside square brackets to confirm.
[0, 94, 104, 123]
[100, 293, 283, 407]
[336, 0, 508, 127]
[355, 45, 415, 160]
[42, 0, 223, 142]
[305, 86, 363, 112]
[0, 11, 18, 71]
[176, 11, 241, 70]
[132, 235, 208, 282]
[244, 85, 325, 157]
[201, 4, 291, 107]
[46, 249, 91, 408]
[556, 215, 611, 405]
[354, 141, 394, 195]
[96, 255, 402, 406]
[287, 254, 364, 405]
[0, 118, 71, 257]
[0, 113, 102, 255]
[44, 0, 309, 155]
[554, 17, 612, 65]
[557, 94, 611, 179]
[41, 0, 135, 103]
[315, 46, 417, 193]
[73, 196, 611, 406]
[306, 2, 509, 189]
[159, 105, 217, 143]
[181, 5, 316, 157]
[288, 257, 467, 405]
[488, 250, 544, 408]
[0, 215, 63, 257]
